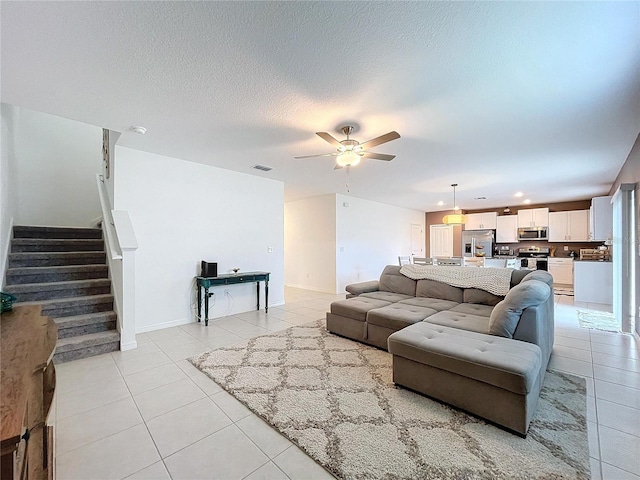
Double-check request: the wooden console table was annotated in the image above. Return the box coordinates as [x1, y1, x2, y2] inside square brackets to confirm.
[1, 305, 57, 480]
[196, 271, 270, 326]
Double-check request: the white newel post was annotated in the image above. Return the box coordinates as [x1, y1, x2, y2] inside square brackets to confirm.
[112, 210, 139, 351]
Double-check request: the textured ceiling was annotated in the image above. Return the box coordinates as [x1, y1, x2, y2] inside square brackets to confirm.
[2, 1, 639, 211]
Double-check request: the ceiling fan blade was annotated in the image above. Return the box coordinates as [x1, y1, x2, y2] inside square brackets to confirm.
[334, 164, 343, 170]
[362, 152, 395, 161]
[294, 153, 339, 159]
[358, 131, 400, 150]
[316, 132, 343, 148]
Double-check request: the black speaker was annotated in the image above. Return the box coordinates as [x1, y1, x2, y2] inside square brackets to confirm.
[200, 261, 218, 277]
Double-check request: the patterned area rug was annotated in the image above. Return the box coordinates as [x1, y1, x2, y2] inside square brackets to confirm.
[577, 310, 620, 333]
[190, 321, 590, 480]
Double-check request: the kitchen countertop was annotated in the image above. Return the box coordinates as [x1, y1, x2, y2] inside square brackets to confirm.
[574, 259, 612, 262]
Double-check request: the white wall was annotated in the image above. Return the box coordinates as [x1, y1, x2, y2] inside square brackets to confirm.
[114, 147, 284, 332]
[284, 195, 336, 293]
[15, 107, 102, 227]
[335, 194, 425, 292]
[0, 104, 20, 287]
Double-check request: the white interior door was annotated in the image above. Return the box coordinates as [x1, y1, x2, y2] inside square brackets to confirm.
[411, 224, 425, 256]
[430, 224, 454, 258]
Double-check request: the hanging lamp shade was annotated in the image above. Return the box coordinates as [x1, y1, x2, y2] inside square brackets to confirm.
[442, 183, 467, 225]
[442, 213, 467, 224]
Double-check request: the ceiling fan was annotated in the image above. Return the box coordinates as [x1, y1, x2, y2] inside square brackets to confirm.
[295, 126, 400, 169]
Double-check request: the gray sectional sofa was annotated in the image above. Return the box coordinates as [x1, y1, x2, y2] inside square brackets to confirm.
[326, 265, 555, 435]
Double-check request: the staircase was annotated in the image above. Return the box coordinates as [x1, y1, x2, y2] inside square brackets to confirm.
[4, 226, 120, 363]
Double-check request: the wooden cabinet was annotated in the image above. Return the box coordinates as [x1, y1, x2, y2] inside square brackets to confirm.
[1, 306, 57, 480]
[590, 196, 613, 241]
[548, 258, 574, 285]
[463, 257, 484, 267]
[496, 215, 518, 243]
[517, 208, 549, 227]
[465, 212, 497, 230]
[549, 210, 589, 242]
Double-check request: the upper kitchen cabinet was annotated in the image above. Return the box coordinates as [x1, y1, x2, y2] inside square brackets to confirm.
[465, 212, 497, 230]
[548, 210, 590, 242]
[590, 196, 613, 241]
[496, 215, 518, 243]
[517, 207, 549, 227]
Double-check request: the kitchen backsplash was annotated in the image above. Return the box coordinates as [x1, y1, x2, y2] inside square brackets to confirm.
[496, 241, 606, 257]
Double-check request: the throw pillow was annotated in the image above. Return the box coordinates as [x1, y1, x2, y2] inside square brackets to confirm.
[488, 280, 551, 338]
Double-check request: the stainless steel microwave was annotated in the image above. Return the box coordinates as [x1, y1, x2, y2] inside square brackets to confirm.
[517, 227, 548, 241]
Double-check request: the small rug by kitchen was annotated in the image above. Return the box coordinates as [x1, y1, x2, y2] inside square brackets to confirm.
[554, 286, 574, 296]
[577, 310, 620, 333]
[189, 320, 590, 480]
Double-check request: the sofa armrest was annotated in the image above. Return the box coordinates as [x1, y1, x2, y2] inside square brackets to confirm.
[512, 294, 555, 368]
[345, 280, 380, 297]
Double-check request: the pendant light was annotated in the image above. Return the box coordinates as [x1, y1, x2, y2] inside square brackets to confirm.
[442, 183, 467, 225]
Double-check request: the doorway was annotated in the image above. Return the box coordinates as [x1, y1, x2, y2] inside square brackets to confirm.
[430, 224, 454, 258]
[411, 224, 425, 257]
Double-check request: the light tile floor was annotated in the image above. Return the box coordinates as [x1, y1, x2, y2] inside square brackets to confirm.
[50, 288, 640, 479]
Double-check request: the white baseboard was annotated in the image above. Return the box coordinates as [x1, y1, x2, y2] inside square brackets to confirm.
[285, 283, 338, 295]
[135, 317, 193, 334]
[120, 340, 138, 351]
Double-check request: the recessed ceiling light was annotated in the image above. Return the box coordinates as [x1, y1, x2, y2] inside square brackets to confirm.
[437, 201, 444, 206]
[514, 192, 523, 197]
[131, 125, 147, 135]
[523, 199, 531, 204]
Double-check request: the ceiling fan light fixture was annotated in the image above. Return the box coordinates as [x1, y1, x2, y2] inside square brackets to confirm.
[442, 183, 467, 225]
[336, 150, 361, 167]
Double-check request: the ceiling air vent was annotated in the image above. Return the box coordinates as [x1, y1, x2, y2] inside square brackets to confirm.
[251, 164, 273, 172]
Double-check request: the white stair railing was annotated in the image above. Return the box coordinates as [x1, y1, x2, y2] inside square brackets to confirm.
[96, 174, 138, 351]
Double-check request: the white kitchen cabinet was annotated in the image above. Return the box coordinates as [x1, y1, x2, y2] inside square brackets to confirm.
[574, 261, 613, 305]
[517, 208, 549, 227]
[548, 210, 589, 242]
[465, 212, 497, 230]
[496, 215, 518, 243]
[548, 258, 573, 285]
[590, 196, 613, 241]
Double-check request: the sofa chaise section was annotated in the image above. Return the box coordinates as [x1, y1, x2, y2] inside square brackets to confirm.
[388, 322, 543, 435]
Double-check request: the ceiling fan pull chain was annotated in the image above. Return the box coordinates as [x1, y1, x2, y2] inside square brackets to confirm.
[345, 166, 350, 192]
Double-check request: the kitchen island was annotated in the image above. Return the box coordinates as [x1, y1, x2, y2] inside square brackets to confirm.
[574, 261, 613, 305]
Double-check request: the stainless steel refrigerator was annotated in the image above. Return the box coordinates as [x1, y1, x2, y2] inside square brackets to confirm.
[462, 229, 494, 258]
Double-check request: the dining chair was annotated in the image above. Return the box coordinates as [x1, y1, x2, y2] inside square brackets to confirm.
[412, 257, 434, 265]
[435, 257, 462, 266]
[398, 256, 411, 266]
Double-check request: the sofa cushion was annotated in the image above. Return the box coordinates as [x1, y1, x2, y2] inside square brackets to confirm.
[388, 322, 542, 394]
[330, 297, 391, 322]
[368, 304, 438, 331]
[510, 269, 531, 287]
[345, 280, 380, 296]
[463, 288, 503, 307]
[520, 270, 554, 288]
[379, 265, 417, 296]
[360, 291, 413, 303]
[449, 303, 494, 318]
[416, 279, 464, 303]
[489, 280, 551, 338]
[422, 310, 490, 334]
[397, 297, 460, 312]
